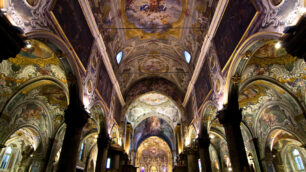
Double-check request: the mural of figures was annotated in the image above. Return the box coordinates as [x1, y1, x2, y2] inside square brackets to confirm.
[125, 0, 183, 33]
[259, 105, 288, 131]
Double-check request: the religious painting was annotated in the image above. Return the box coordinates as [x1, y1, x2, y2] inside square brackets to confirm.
[98, 61, 113, 107]
[194, 58, 211, 108]
[13, 103, 47, 130]
[52, 0, 94, 69]
[125, 0, 183, 33]
[214, 0, 256, 69]
[122, 0, 187, 39]
[139, 58, 169, 73]
[88, 0, 117, 43]
[259, 105, 288, 131]
[40, 85, 67, 109]
[134, 116, 174, 149]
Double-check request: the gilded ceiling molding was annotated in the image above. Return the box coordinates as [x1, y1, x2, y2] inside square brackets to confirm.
[182, 0, 228, 107]
[79, 0, 125, 106]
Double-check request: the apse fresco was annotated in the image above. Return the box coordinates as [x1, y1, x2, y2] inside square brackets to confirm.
[98, 61, 113, 107]
[214, 0, 256, 69]
[194, 58, 211, 108]
[125, 0, 183, 33]
[52, 0, 94, 69]
[134, 116, 174, 149]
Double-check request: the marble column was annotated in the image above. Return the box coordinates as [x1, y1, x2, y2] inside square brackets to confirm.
[57, 84, 89, 172]
[95, 133, 111, 172]
[198, 136, 212, 172]
[217, 83, 250, 172]
[185, 148, 199, 172]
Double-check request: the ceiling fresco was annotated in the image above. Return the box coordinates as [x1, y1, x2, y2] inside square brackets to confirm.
[126, 92, 181, 128]
[88, 0, 220, 91]
[133, 116, 175, 150]
[123, 0, 186, 38]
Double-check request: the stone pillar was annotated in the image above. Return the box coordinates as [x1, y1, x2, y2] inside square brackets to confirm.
[185, 148, 199, 172]
[198, 136, 211, 172]
[217, 83, 250, 172]
[261, 147, 275, 172]
[95, 134, 111, 172]
[113, 154, 120, 170]
[57, 84, 89, 172]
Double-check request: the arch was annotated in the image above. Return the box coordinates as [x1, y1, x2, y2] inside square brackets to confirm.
[124, 77, 184, 104]
[25, 31, 82, 87]
[224, 31, 282, 104]
[200, 101, 218, 133]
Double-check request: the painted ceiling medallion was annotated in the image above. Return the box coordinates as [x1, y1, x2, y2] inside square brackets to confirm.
[139, 92, 168, 105]
[125, 0, 183, 33]
[139, 57, 169, 73]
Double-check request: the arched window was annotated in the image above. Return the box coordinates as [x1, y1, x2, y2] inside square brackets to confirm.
[79, 143, 84, 160]
[0, 147, 12, 169]
[184, 51, 191, 63]
[163, 166, 167, 172]
[106, 157, 111, 169]
[292, 149, 305, 171]
[116, 51, 123, 64]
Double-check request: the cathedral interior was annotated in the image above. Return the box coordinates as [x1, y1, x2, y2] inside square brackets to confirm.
[0, 0, 305, 172]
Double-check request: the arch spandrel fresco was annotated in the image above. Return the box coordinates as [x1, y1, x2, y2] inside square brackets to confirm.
[0, 39, 68, 111]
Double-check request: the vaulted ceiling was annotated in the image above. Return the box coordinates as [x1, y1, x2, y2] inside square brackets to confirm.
[88, 0, 219, 93]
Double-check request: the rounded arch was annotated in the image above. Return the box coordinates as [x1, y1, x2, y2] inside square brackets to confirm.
[25, 31, 82, 83]
[224, 32, 282, 104]
[200, 101, 218, 133]
[135, 136, 172, 172]
[124, 77, 185, 105]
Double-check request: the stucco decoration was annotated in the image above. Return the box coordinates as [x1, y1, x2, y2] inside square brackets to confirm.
[136, 136, 172, 172]
[261, 0, 305, 32]
[5, 0, 52, 32]
[0, 39, 68, 111]
[88, 0, 219, 90]
[118, 53, 191, 93]
[126, 92, 181, 129]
